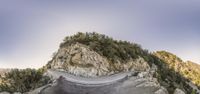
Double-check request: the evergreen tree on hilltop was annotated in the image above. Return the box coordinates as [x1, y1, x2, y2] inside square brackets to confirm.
[60, 32, 153, 64]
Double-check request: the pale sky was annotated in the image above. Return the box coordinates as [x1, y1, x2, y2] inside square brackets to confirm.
[0, 0, 200, 68]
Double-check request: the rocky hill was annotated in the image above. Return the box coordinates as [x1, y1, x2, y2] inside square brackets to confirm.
[153, 51, 200, 93]
[48, 42, 149, 77]
[0, 32, 200, 94]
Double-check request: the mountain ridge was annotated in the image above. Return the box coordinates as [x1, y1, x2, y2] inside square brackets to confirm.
[0, 32, 199, 94]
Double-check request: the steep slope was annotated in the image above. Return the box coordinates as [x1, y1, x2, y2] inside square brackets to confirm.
[1, 32, 200, 94]
[153, 51, 200, 94]
[45, 32, 199, 94]
[46, 32, 151, 77]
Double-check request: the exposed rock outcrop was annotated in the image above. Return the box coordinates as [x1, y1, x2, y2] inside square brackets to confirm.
[155, 86, 168, 94]
[174, 88, 185, 94]
[1, 32, 198, 94]
[50, 43, 111, 77]
[49, 43, 150, 77]
[0, 92, 10, 94]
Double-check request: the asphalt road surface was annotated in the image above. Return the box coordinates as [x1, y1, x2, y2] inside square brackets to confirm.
[40, 70, 158, 94]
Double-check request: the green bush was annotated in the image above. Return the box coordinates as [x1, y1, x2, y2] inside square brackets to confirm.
[60, 32, 153, 65]
[0, 68, 50, 93]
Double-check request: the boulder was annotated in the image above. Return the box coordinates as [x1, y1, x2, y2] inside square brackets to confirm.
[174, 88, 185, 94]
[155, 86, 168, 94]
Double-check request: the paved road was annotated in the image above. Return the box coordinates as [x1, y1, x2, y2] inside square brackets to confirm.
[46, 70, 133, 86]
[39, 70, 159, 94]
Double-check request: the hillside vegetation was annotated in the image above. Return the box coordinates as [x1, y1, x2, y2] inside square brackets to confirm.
[57, 32, 200, 93]
[0, 68, 50, 93]
[0, 32, 200, 94]
[54, 32, 200, 93]
[60, 32, 153, 65]
[0, 69, 10, 76]
[153, 51, 200, 94]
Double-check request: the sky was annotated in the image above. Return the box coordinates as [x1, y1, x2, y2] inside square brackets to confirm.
[0, 0, 200, 68]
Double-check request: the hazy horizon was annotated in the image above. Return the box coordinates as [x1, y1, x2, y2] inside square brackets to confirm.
[0, 0, 200, 68]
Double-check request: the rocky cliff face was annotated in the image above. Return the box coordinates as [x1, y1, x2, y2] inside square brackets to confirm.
[49, 43, 110, 77]
[48, 43, 150, 77]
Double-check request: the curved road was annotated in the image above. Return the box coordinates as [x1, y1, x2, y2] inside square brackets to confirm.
[37, 70, 160, 94]
[46, 70, 134, 86]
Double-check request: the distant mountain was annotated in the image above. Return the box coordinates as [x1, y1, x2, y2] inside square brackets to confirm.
[0, 32, 200, 94]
